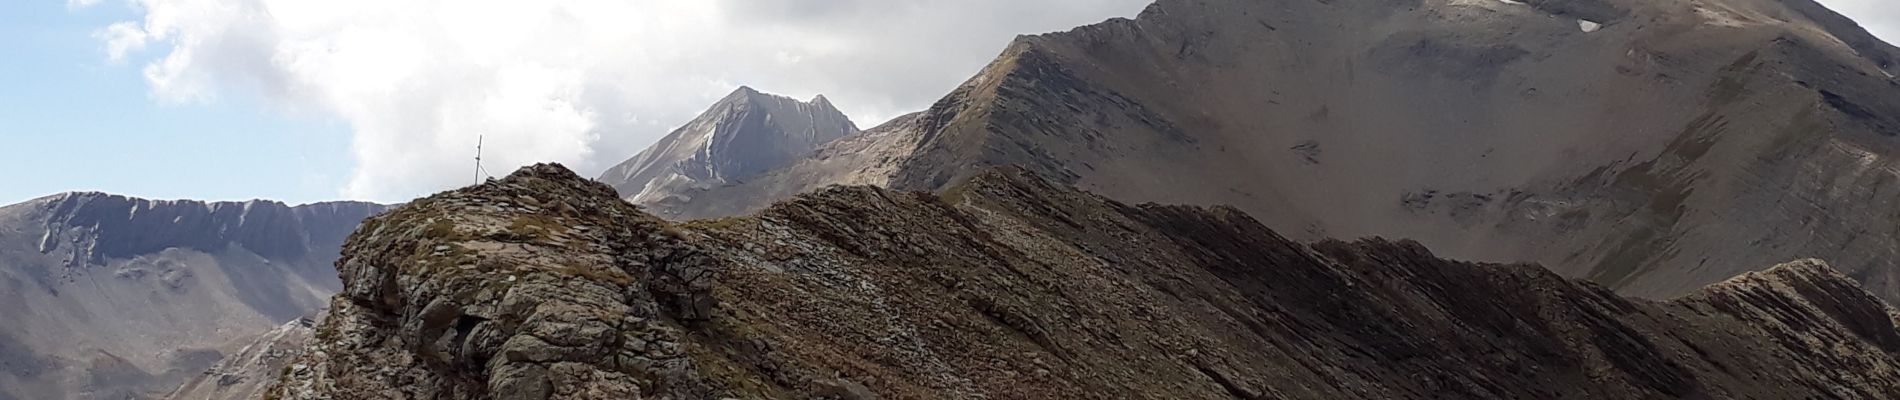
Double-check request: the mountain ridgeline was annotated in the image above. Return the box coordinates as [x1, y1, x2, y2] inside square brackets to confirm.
[605, 0, 1900, 307]
[1, 0, 1893, 398]
[35, 192, 383, 267]
[0, 192, 385, 399]
[273, 164, 1900, 399]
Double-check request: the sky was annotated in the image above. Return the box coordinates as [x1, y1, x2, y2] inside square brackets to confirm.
[0, 0, 1894, 205]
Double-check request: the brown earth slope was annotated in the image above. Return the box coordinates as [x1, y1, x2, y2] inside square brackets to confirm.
[643, 0, 1900, 304]
[272, 164, 1900, 399]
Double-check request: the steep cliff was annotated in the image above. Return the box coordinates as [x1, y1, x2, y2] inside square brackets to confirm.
[273, 164, 1900, 399]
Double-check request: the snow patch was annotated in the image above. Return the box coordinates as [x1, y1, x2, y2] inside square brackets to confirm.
[39, 228, 57, 254]
[1578, 19, 1602, 33]
[1495, 0, 1525, 4]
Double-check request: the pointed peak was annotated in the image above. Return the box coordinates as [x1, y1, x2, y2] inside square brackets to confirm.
[716, 86, 839, 110]
[719, 86, 764, 103]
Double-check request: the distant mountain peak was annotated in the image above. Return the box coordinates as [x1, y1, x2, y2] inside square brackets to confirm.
[715, 86, 841, 114]
[600, 86, 860, 206]
[723, 85, 765, 101]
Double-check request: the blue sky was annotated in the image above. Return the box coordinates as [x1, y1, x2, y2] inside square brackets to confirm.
[0, 0, 1894, 206]
[0, 1, 351, 205]
[7, 0, 1153, 204]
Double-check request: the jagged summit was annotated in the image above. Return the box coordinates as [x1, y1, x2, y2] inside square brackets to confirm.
[273, 163, 1900, 399]
[599, 87, 859, 209]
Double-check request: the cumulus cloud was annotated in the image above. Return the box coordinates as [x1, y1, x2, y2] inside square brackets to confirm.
[94, 0, 1150, 202]
[96, 22, 147, 62]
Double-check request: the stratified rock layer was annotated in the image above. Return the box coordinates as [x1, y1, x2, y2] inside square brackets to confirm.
[275, 164, 1900, 399]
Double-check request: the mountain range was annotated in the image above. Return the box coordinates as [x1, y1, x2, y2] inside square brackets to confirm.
[6, 0, 1900, 398]
[0, 193, 384, 399]
[604, 0, 1900, 307]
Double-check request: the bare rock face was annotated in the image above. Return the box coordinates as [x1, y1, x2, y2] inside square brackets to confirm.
[599, 87, 858, 215]
[274, 164, 721, 399]
[643, 0, 1900, 306]
[0, 193, 385, 399]
[274, 164, 1900, 399]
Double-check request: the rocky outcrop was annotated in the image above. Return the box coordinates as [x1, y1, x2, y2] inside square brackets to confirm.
[274, 164, 1900, 399]
[640, 0, 1900, 307]
[0, 194, 386, 399]
[599, 87, 858, 213]
[275, 164, 721, 399]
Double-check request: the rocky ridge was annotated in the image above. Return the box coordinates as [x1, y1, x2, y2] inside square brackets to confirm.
[273, 164, 1900, 399]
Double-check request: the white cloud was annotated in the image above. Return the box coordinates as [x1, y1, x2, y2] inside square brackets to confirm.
[96, 22, 147, 62]
[93, 0, 1150, 202]
[67, 0, 103, 8]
